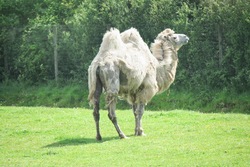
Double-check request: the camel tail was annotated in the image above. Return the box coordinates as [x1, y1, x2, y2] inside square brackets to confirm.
[88, 64, 96, 106]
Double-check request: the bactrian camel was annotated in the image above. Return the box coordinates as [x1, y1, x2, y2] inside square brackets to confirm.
[88, 28, 189, 140]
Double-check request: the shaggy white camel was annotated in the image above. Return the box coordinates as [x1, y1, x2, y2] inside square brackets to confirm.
[88, 28, 189, 140]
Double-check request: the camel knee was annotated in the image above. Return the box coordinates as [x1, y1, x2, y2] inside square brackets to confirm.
[93, 108, 100, 122]
[108, 112, 117, 123]
[93, 106, 100, 120]
[106, 93, 117, 104]
[93, 112, 100, 122]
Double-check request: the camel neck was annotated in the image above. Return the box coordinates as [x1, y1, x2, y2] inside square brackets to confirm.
[155, 43, 179, 94]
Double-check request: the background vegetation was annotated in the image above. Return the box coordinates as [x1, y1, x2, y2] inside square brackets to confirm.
[1, 81, 249, 113]
[0, 0, 250, 112]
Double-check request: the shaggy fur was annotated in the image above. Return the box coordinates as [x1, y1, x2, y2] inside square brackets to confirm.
[88, 28, 189, 140]
[151, 29, 179, 93]
[88, 28, 158, 105]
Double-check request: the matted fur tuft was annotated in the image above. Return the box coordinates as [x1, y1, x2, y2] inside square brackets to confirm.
[150, 29, 175, 61]
[156, 28, 175, 41]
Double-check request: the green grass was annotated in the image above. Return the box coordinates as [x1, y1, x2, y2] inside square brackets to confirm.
[1, 106, 249, 166]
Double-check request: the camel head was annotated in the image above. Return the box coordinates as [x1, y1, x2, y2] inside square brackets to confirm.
[156, 28, 189, 51]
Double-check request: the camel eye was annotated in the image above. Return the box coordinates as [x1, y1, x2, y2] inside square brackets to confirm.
[173, 37, 177, 40]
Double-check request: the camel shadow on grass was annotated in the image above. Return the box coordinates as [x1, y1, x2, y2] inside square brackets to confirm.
[44, 136, 120, 148]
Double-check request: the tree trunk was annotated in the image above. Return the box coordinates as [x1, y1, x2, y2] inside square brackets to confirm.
[3, 44, 8, 79]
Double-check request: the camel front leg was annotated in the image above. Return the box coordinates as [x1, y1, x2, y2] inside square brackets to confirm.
[133, 103, 145, 136]
[107, 95, 127, 139]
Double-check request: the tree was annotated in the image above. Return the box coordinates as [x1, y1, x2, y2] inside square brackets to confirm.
[0, 0, 38, 81]
[0, 0, 249, 93]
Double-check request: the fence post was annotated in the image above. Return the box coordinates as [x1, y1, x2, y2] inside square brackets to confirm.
[53, 25, 58, 84]
[217, 24, 223, 68]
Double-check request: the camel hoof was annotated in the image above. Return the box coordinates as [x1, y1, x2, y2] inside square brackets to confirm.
[96, 135, 102, 141]
[120, 134, 128, 139]
[135, 130, 146, 136]
[136, 133, 146, 137]
[120, 136, 129, 139]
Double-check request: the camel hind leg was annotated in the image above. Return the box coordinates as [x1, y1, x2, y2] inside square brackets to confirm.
[100, 64, 127, 139]
[107, 95, 127, 139]
[93, 73, 103, 141]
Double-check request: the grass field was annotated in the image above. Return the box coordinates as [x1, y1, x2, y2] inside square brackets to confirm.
[0, 106, 249, 166]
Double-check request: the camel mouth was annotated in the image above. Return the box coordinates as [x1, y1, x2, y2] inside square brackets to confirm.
[184, 36, 189, 44]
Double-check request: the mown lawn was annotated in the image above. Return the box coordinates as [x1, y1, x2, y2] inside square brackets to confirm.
[0, 106, 249, 166]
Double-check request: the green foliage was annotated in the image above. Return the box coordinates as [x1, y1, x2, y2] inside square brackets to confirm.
[1, 107, 249, 166]
[173, 0, 250, 92]
[149, 88, 250, 114]
[17, 24, 53, 82]
[0, 0, 250, 92]
[0, 81, 88, 108]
